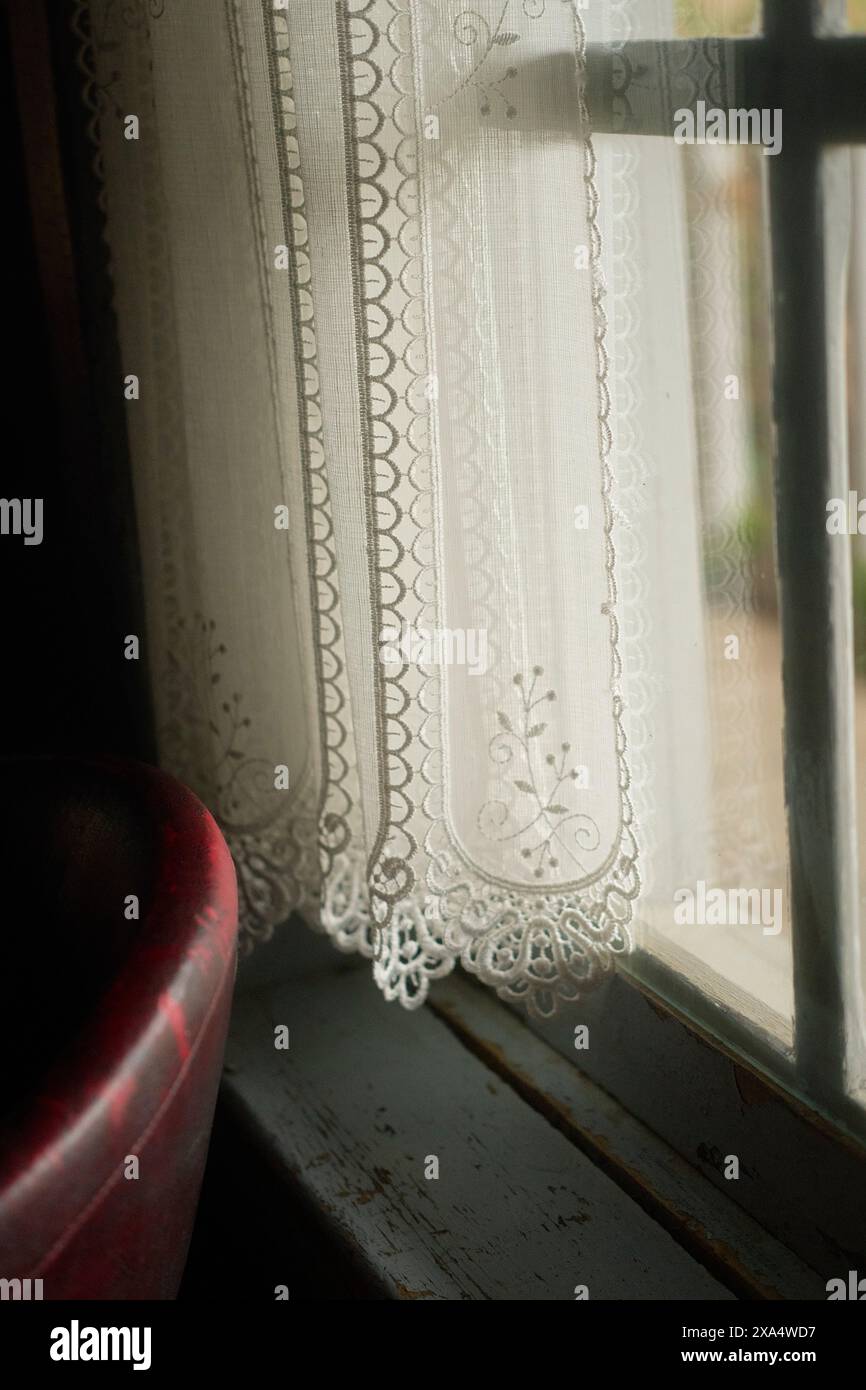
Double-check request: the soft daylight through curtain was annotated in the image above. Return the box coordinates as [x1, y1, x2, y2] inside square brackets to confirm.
[75, 0, 790, 1019]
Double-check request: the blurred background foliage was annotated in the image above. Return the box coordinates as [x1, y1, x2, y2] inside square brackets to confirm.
[675, 0, 866, 33]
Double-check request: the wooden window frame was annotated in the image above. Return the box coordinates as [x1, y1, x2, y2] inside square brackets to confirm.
[580, 0, 866, 1143]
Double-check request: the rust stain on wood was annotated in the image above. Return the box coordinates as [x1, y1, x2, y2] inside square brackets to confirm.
[354, 1188, 382, 1206]
[644, 995, 672, 1023]
[733, 1063, 773, 1108]
[354, 1167, 392, 1206]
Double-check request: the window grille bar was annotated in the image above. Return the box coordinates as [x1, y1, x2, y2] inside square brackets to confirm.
[763, 0, 858, 1107]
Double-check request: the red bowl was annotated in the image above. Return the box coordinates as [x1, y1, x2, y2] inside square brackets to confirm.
[0, 757, 238, 1299]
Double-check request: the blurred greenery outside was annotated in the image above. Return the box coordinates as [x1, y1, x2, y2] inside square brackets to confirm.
[675, 0, 866, 35]
[676, 0, 866, 675]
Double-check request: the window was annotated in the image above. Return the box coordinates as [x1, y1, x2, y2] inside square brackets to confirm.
[529, 0, 866, 1148]
[9, 0, 866, 1304]
[65, 0, 866, 1146]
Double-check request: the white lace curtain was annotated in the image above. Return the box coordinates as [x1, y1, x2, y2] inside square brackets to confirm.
[77, 0, 782, 1018]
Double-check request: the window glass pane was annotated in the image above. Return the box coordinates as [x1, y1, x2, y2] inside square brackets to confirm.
[674, 0, 761, 36]
[586, 24, 795, 1044]
[617, 141, 792, 1043]
[580, 0, 866, 1128]
[586, 0, 759, 44]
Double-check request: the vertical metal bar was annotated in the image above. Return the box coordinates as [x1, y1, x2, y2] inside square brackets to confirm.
[764, 0, 855, 1105]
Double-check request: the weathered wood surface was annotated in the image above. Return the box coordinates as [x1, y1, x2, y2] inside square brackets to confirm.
[430, 975, 824, 1300]
[524, 970, 866, 1283]
[225, 966, 734, 1300]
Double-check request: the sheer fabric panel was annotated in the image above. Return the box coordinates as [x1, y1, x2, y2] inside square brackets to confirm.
[77, 0, 784, 1019]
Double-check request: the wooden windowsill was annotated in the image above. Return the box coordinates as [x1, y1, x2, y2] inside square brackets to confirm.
[218, 929, 827, 1301]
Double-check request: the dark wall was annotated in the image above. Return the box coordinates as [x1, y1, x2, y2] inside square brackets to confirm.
[2, 2, 153, 762]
